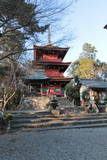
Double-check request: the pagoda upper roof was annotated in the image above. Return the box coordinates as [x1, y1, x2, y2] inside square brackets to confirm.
[34, 44, 69, 52]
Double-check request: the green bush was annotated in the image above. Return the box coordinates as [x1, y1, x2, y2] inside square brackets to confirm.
[4, 113, 13, 120]
[65, 80, 80, 105]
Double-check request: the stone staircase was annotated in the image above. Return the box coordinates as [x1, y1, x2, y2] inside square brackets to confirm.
[6, 110, 107, 131]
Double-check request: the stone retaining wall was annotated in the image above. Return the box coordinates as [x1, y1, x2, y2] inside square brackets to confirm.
[18, 96, 50, 110]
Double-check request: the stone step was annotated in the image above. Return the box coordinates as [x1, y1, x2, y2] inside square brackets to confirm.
[12, 115, 107, 124]
[11, 118, 107, 129]
[4, 110, 50, 117]
[12, 113, 107, 123]
[7, 111, 107, 130]
[36, 123, 107, 131]
[5, 110, 107, 116]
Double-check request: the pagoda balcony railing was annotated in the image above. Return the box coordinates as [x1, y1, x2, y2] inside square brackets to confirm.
[40, 58, 62, 62]
[48, 75, 64, 78]
[45, 70, 63, 77]
[50, 76, 64, 79]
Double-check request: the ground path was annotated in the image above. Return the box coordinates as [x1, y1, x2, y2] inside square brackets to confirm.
[0, 127, 107, 160]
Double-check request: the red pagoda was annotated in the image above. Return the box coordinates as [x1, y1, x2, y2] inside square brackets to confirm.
[29, 44, 71, 96]
[24, 43, 71, 96]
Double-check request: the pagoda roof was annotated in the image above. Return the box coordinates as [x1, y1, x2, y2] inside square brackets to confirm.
[36, 61, 71, 66]
[49, 78, 71, 82]
[23, 74, 50, 80]
[34, 45, 69, 52]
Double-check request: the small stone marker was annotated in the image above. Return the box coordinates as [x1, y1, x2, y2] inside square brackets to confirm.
[51, 109, 60, 116]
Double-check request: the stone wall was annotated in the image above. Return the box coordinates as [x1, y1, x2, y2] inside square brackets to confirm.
[18, 96, 50, 110]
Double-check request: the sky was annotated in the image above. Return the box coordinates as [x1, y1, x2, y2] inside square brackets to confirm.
[63, 0, 107, 63]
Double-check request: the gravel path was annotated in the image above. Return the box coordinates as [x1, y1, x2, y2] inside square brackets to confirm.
[0, 128, 107, 160]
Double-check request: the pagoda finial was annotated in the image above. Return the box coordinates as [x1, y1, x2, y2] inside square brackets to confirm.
[48, 25, 51, 45]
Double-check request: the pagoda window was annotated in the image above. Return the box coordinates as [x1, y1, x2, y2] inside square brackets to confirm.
[53, 88, 60, 93]
[43, 88, 49, 93]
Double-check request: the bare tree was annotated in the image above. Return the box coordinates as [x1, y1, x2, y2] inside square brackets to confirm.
[35, 0, 76, 46]
[0, 0, 77, 61]
[0, 0, 77, 112]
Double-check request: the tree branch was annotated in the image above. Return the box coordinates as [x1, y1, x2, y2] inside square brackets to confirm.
[0, 48, 34, 61]
[5, 91, 16, 106]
